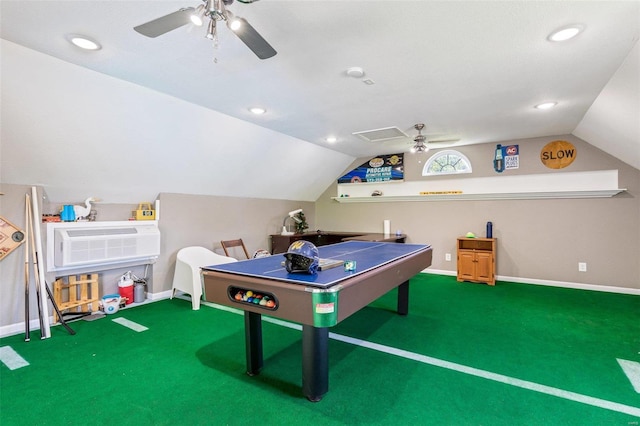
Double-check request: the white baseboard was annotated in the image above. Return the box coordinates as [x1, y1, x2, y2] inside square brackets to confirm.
[148, 290, 173, 301]
[0, 319, 47, 341]
[0, 290, 175, 339]
[422, 269, 640, 295]
[423, 269, 457, 276]
[2, 276, 637, 338]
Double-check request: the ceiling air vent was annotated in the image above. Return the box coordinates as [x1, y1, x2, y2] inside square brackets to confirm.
[352, 126, 408, 142]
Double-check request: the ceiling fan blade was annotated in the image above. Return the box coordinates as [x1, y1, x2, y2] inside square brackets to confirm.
[134, 8, 195, 38]
[230, 17, 277, 59]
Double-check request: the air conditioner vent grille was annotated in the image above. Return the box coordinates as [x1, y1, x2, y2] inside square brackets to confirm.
[353, 126, 408, 142]
[52, 224, 160, 269]
[67, 228, 138, 237]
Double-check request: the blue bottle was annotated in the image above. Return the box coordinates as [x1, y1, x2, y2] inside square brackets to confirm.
[486, 221, 493, 238]
[61, 205, 75, 222]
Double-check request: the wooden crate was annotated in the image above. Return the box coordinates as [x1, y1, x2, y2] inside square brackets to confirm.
[53, 274, 100, 322]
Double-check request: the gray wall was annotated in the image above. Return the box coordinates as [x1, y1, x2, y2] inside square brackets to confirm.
[0, 185, 314, 335]
[154, 193, 314, 294]
[0, 184, 151, 335]
[1, 134, 638, 335]
[1, 184, 44, 335]
[316, 135, 639, 289]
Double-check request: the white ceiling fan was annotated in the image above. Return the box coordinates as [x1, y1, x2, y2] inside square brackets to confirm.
[133, 0, 276, 60]
[409, 123, 460, 153]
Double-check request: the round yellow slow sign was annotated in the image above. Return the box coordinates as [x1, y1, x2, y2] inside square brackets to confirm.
[540, 140, 577, 169]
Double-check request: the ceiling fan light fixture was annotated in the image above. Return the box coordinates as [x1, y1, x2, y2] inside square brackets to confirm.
[190, 4, 205, 26]
[206, 19, 217, 40]
[412, 144, 429, 153]
[228, 17, 243, 31]
[410, 123, 430, 153]
[209, 0, 227, 20]
[133, 0, 276, 60]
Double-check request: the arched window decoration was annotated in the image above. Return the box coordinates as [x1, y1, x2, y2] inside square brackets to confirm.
[422, 150, 472, 176]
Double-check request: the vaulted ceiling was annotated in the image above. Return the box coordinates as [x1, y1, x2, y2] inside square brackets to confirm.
[1, 1, 639, 203]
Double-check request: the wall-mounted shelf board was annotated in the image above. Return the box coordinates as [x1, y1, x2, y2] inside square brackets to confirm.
[332, 170, 626, 203]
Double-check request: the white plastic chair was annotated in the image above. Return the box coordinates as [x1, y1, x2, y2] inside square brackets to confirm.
[171, 246, 237, 310]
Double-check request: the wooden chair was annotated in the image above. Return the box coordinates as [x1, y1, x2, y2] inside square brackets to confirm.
[220, 239, 250, 260]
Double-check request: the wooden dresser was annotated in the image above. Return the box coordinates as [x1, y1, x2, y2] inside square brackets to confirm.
[270, 231, 406, 254]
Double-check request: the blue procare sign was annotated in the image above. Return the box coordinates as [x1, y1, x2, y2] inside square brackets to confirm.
[338, 154, 404, 184]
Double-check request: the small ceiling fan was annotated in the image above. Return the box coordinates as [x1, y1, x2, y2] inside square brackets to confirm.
[134, 0, 276, 60]
[409, 123, 460, 153]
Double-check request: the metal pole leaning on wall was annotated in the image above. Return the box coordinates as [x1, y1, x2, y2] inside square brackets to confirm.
[26, 194, 75, 336]
[23, 196, 30, 342]
[26, 194, 45, 338]
[30, 187, 51, 338]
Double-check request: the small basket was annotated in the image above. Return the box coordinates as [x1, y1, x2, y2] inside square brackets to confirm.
[133, 203, 155, 220]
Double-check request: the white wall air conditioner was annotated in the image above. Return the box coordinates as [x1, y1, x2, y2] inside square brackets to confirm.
[51, 222, 160, 269]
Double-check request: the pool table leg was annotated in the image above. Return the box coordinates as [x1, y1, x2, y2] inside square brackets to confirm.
[302, 325, 329, 402]
[397, 280, 409, 315]
[245, 311, 263, 376]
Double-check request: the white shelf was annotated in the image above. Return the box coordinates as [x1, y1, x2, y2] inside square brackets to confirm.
[332, 189, 625, 203]
[46, 220, 157, 229]
[333, 170, 626, 202]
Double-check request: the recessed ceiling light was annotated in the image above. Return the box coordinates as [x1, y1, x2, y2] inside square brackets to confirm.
[548, 25, 584, 42]
[326, 136, 337, 143]
[535, 102, 557, 110]
[346, 67, 365, 78]
[66, 34, 101, 50]
[249, 107, 266, 115]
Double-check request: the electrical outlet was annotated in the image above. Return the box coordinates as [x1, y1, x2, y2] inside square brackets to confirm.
[578, 262, 587, 272]
[445, 253, 451, 261]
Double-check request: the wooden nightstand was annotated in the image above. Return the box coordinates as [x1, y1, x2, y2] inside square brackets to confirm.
[457, 237, 496, 286]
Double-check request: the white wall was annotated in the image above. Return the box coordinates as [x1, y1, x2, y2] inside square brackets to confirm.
[0, 40, 355, 204]
[0, 40, 354, 337]
[574, 40, 640, 171]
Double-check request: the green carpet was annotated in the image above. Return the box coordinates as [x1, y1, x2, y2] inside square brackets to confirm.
[1, 275, 639, 425]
